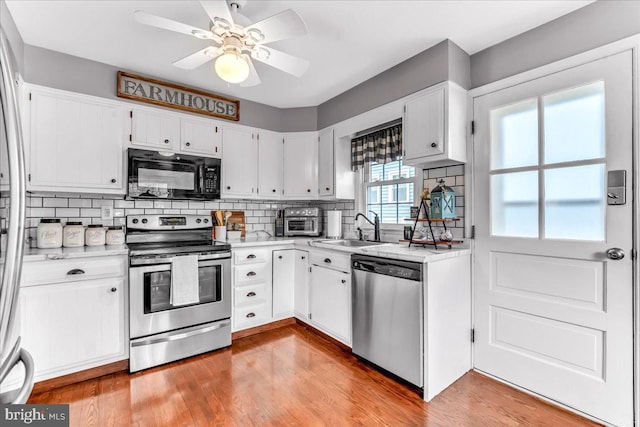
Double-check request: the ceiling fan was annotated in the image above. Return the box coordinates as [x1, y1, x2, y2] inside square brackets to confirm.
[134, 0, 309, 86]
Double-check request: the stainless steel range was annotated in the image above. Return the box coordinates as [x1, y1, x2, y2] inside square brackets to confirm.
[126, 214, 231, 372]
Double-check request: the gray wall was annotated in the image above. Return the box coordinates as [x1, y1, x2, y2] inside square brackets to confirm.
[22, 45, 317, 132]
[470, 0, 640, 88]
[0, 0, 24, 75]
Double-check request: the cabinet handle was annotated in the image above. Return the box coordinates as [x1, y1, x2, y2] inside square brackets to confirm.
[67, 269, 85, 275]
[186, 142, 191, 147]
[324, 258, 331, 264]
[164, 139, 170, 144]
[431, 142, 437, 148]
[246, 271, 257, 277]
[1, 173, 3, 178]
[246, 291, 256, 297]
[111, 178, 116, 183]
[110, 287, 117, 292]
[246, 254, 256, 259]
[246, 312, 256, 318]
[341, 280, 346, 284]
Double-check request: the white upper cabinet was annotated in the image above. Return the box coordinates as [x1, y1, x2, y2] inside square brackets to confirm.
[27, 87, 126, 194]
[317, 128, 334, 197]
[130, 108, 180, 151]
[403, 82, 467, 167]
[283, 132, 317, 199]
[257, 130, 283, 198]
[318, 127, 355, 200]
[222, 125, 258, 198]
[180, 116, 222, 157]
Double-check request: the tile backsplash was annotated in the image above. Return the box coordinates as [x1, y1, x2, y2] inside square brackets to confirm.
[25, 164, 465, 246]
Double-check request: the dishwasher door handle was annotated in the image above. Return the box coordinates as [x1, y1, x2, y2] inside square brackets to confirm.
[353, 261, 377, 272]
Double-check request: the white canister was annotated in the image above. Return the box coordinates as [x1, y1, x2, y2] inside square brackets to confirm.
[106, 226, 125, 245]
[63, 221, 85, 247]
[37, 218, 63, 249]
[85, 224, 106, 246]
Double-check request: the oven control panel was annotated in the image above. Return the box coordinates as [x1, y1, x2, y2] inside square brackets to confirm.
[127, 215, 211, 231]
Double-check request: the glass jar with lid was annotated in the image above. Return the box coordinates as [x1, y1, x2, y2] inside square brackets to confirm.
[37, 218, 62, 249]
[85, 224, 106, 246]
[105, 226, 125, 245]
[63, 221, 85, 247]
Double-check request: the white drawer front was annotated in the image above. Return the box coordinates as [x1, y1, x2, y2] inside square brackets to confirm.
[309, 251, 351, 273]
[234, 263, 268, 286]
[233, 248, 269, 265]
[22, 256, 126, 286]
[234, 303, 270, 330]
[234, 283, 267, 307]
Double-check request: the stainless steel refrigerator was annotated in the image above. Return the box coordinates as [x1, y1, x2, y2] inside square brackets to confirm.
[0, 29, 34, 403]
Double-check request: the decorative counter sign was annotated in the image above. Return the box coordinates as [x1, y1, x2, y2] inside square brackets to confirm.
[117, 71, 239, 121]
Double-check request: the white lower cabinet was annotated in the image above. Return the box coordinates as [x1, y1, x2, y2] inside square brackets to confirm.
[12, 255, 128, 386]
[293, 250, 309, 321]
[308, 250, 352, 346]
[272, 249, 295, 319]
[232, 247, 272, 331]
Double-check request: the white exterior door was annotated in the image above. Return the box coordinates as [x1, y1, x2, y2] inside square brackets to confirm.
[473, 51, 633, 426]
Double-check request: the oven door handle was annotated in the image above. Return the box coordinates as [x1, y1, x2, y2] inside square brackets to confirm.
[131, 320, 231, 347]
[130, 256, 230, 269]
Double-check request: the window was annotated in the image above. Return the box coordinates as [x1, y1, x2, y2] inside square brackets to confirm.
[365, 159, 415, 224]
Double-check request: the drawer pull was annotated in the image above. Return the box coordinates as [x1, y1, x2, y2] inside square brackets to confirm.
[164, 139, 170, 144]
[246, 291, 256, 297]
[246, 312, 256, 318]
[301, 256, 306, 260]
[246, 254, 256, 259]
[110, 287, 117, 292]
[278, 255, 283, 259]
[324, 258, 332, 264]
[67, 269, 85, 275]
[246, 271, 257, 277]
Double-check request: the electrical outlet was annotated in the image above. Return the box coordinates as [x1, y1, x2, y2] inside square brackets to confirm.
[101, 206, 114, 221]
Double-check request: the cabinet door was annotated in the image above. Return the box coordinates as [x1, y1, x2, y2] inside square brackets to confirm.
[403, 88, 445, 160]
[317, 128, 334, 197]
[130, 108, 180, 150]
[272, 249, 295, 318]
[20, 277, 125, 381]
[294, 250, 309, 321]
[283, 132, 317, 198]
[222, 126, 258, 197]
[309, 265, 351, 344]
[258, 130, 283, 198]
[181, 117, 222, 157]
[29, 91, 124, 192]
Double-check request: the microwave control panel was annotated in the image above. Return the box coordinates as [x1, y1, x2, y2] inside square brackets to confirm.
[203, 166, 219, 193]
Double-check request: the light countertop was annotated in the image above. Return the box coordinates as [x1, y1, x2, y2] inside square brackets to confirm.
[23, 245, 129, 262]
[225, 236, 310, 247]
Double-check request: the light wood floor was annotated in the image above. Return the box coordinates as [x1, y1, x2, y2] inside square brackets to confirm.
[29, 324, 599, 426]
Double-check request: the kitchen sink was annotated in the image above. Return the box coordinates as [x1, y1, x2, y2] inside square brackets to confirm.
[320, 239, 388, 247]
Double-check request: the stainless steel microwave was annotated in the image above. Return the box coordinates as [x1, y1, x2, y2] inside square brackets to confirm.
[128, 148, 221, 200]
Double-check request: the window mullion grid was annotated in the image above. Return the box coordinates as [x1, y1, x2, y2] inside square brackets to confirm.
[538, 96, 545, 240]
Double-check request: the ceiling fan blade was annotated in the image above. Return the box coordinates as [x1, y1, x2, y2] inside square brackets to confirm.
[245, 9, 307, 44]
[252, 47, 309, 77]
[134, 10, 212, 38]
[173, 47, 217, 70]
[200, 0, 234, 28]
[240, 56, 261, 87]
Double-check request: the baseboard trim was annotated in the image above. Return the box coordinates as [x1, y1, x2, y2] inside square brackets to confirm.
[31, 359, 129, 395]
[294, 319, 352, 353]
[232, 317, 297, 340]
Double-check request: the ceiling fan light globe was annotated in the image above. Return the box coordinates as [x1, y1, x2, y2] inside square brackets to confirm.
[215, 52, 250, 84]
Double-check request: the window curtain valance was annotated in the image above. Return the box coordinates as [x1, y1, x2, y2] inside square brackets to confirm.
[351, 124, 402, 171]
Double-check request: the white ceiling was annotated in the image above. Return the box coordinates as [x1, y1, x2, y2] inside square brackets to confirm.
[6, 0, 592, 108]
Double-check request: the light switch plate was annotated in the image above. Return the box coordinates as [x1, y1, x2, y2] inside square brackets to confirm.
[101, 206, 114, 220]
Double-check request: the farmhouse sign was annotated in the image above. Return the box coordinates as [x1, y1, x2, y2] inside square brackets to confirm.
[117, 71, 239, 121]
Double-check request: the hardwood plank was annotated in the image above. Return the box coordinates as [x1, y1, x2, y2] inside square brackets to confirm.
[31, 359, 128, 394]
[29, 324, 600, 426]
[232, 317, 296, 340]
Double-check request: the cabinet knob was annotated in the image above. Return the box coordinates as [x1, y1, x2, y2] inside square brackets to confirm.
[111, 178, 116, 183]
[272, 189, 276, 193]
[67, 269, 85, 275]
[247, 291, 256, 297]
[324, 258, 332, 264]
[307, 189, 311, 192]
[278, 255, 283, 259]
[431, 142, 437, 148]
[341, 280, 346, 284]
[185, 142, 191, 147]
[246, 271, 257, 277]
[325, 187, 330, 191]
[301, 256, 306, 260]
[110, 287, 117, 292]
[246, 312, 256, 318]
[226, 186, 231, 190]
[164, 139, 170, 144]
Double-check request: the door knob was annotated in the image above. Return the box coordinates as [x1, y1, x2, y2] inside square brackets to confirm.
[607, 248, 625, 260]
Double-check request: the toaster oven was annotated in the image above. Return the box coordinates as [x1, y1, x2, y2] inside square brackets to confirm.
[284, 207, 323, 237]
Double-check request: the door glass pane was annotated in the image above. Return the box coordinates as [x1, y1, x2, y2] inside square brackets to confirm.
[490, 99, 538, 170]
[491, 171, 538, 238]
[543, 81, 605, 164]
[544, 164, 605, 241]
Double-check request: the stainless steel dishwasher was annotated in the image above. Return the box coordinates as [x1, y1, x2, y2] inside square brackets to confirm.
[351, 254, 423, 388]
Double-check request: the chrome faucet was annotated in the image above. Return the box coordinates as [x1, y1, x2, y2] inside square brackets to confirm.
[355, 211, 380, 242]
